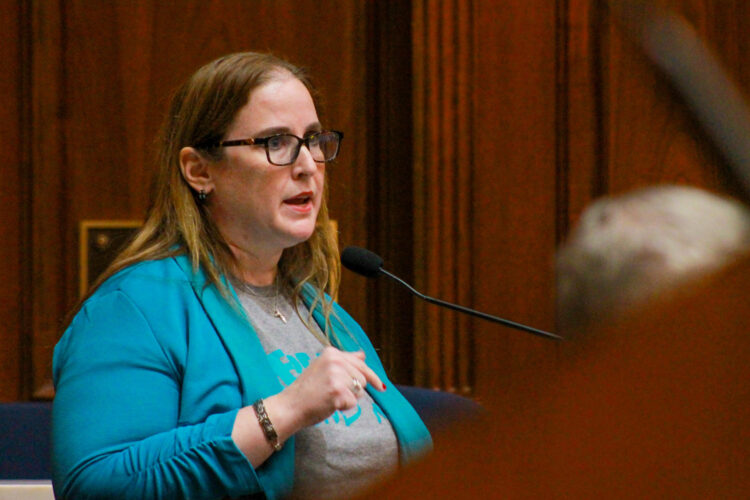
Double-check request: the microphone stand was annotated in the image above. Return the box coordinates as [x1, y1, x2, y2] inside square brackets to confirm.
[378, 268, 563, 340]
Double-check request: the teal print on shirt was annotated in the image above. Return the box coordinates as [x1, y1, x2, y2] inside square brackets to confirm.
[266, 348, 388, 427]
[323, 402, 362, 426]
[267, 349, 303, 386]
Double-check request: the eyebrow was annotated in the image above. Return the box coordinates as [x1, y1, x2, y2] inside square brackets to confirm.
[251, 123, 323, 138]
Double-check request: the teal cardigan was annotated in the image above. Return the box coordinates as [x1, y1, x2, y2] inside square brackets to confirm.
[52, 255, 432, 499]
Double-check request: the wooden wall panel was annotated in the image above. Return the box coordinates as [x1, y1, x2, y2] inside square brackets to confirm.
[29, 0, 68, 399]
[363, 1, 416, 384]
[410, 0, 750, 399]
[603, 4, 725, 195]
[563, 0, 750, 226]
[6, 0, 750, 403]
[411, 0, 568, 395]
[470, 0, 560, 399]
[561, 0, 608, 236]
[412, 0, 475, 392]
[412, 0, 561, 396]
[0, 0, 27, 401]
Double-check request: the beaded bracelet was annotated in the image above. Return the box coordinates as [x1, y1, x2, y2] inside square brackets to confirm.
[253, 399, 282, 452]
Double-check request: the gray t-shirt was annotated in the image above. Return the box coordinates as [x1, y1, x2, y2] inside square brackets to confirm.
[235, 284, 399, 499]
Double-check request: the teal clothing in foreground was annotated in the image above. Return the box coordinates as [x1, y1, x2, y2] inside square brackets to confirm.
[52, 255, 432, 500]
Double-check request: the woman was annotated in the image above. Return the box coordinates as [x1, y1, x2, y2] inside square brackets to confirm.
[52, 52, 431, 500]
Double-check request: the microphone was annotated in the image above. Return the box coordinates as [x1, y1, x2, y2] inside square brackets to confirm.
[341, 246, 562, 340]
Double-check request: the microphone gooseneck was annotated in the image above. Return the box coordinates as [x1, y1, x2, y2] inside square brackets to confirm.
[341, 246, 562, 341]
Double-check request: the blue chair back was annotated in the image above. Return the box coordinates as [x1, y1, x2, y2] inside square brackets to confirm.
[0, 402, 53, 479]
[0, 391, 477, 479]
[396, 385, 483, 434]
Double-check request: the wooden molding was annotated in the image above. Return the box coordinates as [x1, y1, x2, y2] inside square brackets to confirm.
[30, 0, 65, 400]
[412, 0, 474, 393]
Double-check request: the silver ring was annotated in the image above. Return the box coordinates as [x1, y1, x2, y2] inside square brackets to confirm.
[351, 378, 362, 394]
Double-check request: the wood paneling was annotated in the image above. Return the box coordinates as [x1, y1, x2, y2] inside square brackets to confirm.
[470, 0, 561, 398]
[413, 0, 562, 395]
[560, 0, 608, 236]
[30, 0, 67, 399]
[4, 0, 750, 404]
[563, 0, 746, 233]
[409, 0, 750, 398]
[412, 0, 475, 393]
[362, 1, 416, 384]
[604, 3, 725, 195]
[0, 0, 27, 401]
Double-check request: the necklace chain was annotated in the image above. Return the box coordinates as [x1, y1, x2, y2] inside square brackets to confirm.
[233, 276, 332, 347]
[234, 278, 288, 324]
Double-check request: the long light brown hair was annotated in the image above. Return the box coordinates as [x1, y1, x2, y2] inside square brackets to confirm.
[73, 52, 340, 334]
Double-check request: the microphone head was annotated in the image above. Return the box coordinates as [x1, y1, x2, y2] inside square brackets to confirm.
[341, 246, 384, 278]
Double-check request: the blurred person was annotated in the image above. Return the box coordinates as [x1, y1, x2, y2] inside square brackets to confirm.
[359, 185, 750, 498]
[556, 185, 750, 332]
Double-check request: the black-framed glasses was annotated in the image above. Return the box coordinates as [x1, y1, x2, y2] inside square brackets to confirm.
[210, 130, 343, 166]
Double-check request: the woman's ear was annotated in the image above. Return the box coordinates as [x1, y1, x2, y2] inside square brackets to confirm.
[179, 147, 214, 194]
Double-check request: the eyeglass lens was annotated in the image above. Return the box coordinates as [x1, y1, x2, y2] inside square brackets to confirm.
[268, 132, 340, 165]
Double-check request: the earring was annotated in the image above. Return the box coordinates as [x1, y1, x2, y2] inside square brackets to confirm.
[197, 189, 207, 202]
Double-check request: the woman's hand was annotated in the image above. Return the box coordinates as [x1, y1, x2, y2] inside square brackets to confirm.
[272, 347, 386, 428]
[231, 347, 386, 466]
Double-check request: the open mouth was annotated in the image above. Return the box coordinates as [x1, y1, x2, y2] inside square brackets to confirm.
[284, 192, 313, 205]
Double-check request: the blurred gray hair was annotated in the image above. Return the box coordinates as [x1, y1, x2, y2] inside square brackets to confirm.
[556, 185, 750, 331]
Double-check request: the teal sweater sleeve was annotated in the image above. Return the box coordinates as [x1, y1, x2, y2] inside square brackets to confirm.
[52, 289, 260, 499]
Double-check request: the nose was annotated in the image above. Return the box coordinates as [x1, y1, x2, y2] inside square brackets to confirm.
[291, 144, 319, 178]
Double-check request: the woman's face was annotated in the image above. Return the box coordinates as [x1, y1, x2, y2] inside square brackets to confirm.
[206, 75, 325, 261]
